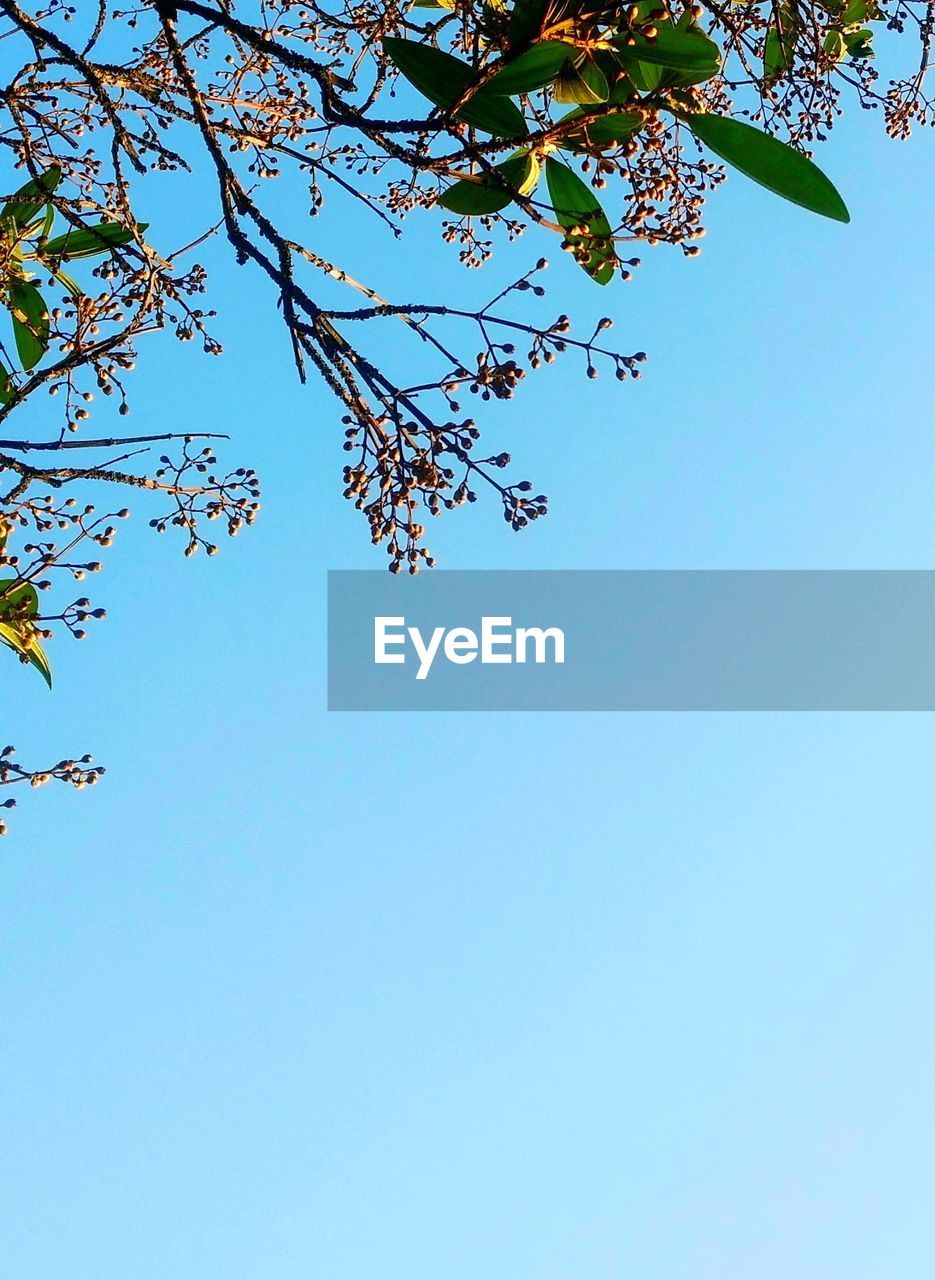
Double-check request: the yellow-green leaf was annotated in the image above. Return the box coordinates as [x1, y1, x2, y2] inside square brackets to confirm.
[42, 220, 147, 262]
[823, 29, 847, 60]
[1, 167, 61, 230]
[0, 580, 51, 688]
[554, 57, 610, 104]
[439, 151, 540, 213]
[9, 280, 49, 370]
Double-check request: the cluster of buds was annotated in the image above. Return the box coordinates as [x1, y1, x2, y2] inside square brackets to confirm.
[0, 745, 104, 835]
[148, 440, 260, 555]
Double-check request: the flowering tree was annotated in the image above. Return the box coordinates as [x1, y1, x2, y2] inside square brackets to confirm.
[0, 0, 930, 829]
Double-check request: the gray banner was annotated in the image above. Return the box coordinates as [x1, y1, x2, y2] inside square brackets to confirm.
[327, 571, 935, 711]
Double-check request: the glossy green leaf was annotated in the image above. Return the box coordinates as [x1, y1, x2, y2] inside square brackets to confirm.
[0, 580, 51, 688]
[485, 41, 574, 94]
[41, 220, 147, 261]
[556, 107, 642, 151]
[0, 621, 52, 687]
[9, 280, 49, 369]
[36, 201, 56, 246]
[823, 29, 847, 60]
[439, 151, 539, 213]
[686, 113, 850, 222]
[411, 0, 456, 8]
[1, 167, 61, 230]
[0, 579, 38, 618]
[554, 57, 610, 104]
[764, 6, 799, 77]
[624, 59, 665, 92]
[844, 26, 874, 56]
[545, 157, 616, 285]
[842, 0, 874, 24]
[615, 26, 721, 83]
[383, 37, 527, 136]
[0, 361, 13, 406]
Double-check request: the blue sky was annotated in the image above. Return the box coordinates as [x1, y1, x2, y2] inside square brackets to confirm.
[2, 65, 934, 1280]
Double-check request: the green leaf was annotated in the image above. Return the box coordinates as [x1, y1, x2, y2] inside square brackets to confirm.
[485, 41, 574, 94]
[54, 268, 83, 301]
[842, 0, 873, 24]
[624, 59, 665, 92]
[764, 6, 799, 77]
[0, 361, 14, 406]
[0, 621, 52, 687]
[36, 201, 56, 247]
[545, 157, 616, 285]
[685, 113, 850, 222]
[439, 151, 539, 213]
[41, 220, 147, 262]
[556, 107, 642, 151]
[9, 280, 49, 369]
[554, 57, 610, 105]
[383, 37, 527, 136]
[1, 167, 61, 230]
[615, 26, 721, 83]
[823, 29, 847, 60]
[0, 578, 38, 619]
[0, 580, 51, 689]
[844, 26, 874, 56]
[411, 0, 456, 7]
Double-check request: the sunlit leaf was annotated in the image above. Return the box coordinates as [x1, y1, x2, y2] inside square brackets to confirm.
[9, 280, 49, 369]
[0, 579, 38, 619]
[0, 580, 51, 689]
[439, 150, 540, 213]
[383, 37, 527, 136]
[36, 201, 56, 246]
[685, 113, 850, 222]
[823, 29, 847, 60]
[41, 220, 147, 261]
[844, 27, 874, 56]
[0, 621, 52, 687]
[0, 167, 61, 230]
[554, 57, 610, 104]
[545, 157, 616, 285]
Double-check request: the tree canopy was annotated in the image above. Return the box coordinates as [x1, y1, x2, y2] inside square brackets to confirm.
[0, 0, 931, 828]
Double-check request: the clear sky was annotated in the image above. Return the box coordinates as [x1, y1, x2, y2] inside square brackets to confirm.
[2, 62, 934, 1280]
